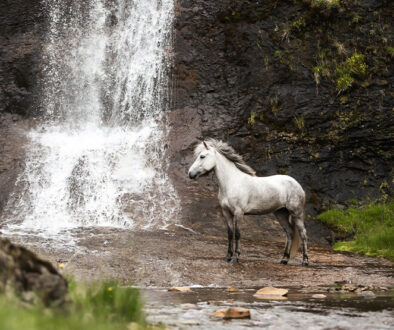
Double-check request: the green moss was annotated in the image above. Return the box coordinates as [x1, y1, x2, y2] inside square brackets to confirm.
[386, 46, 394, 56]
[269, 95, 281, 114]
[293, 116, 305, 130]
[274, 49, 296, 71]
[310, 0, 341, 9]
[313, 65, 330, 85]
[0, 281, 146, 330]
[248, 111, 256, 125]
[291, 17, 306, 32]
[336, 73, 354, 93]
[335, 53, 368, 93]
[319, 201, 394, 260]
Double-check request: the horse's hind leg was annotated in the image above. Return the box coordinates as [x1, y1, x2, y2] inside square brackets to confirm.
[293, 212, 309, 266]
[274, 208, 293, 265]
[232, 210, 243, 263]
[222, 208, 233, 262]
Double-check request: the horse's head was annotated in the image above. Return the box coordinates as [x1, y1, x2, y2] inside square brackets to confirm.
[188, 141, 216, 179]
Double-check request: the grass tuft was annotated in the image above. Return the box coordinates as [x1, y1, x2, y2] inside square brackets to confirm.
[0, 280, 146, 330]
[319, 200, 394, 260]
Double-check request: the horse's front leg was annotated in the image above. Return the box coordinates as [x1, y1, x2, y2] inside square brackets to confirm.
[222, 208, 234, 262]
[232, 209, 243, 263]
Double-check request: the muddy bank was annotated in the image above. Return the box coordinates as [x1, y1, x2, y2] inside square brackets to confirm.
[7, 228, 392, 288]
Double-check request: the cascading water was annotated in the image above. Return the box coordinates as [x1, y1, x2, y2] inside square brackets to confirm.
[1, 0, 180, 242]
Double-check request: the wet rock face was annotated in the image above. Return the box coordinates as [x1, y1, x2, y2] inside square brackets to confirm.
[0, 0, 45, 117]
[0, 238, 68, 306]
[170, 0, 393, 223]
[0, 0, 392, 244]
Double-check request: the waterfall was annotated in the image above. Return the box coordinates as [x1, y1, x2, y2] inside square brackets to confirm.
[1, 0, 179, 240]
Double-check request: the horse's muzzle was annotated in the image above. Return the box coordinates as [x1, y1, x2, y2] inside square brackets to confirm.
[188, 171, 197, 179]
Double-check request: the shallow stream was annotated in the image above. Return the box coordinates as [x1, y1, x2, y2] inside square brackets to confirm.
[142, 287, 394, 329]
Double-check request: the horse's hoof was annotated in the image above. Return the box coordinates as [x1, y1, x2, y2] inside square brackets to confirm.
[280, 259, 288, 265]
[224, 256, 232, 262]
[302, 261, 309, 266]
[230, 257, 239, 263]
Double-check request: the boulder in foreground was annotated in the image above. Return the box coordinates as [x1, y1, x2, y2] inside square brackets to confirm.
[0, 238, 68, 306]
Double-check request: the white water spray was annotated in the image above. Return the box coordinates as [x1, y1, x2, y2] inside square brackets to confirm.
[2, 0, 179, 238]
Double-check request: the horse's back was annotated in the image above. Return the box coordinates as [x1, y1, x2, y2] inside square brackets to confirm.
[259, 174, 305, 207]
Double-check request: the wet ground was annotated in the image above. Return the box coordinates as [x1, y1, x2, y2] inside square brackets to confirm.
[5, 227, 393, 288]
[3, 227, 394, 328]
[142, 287, 394, 329]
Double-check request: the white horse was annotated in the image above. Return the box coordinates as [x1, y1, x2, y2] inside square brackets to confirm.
[188, 139, 308, 266]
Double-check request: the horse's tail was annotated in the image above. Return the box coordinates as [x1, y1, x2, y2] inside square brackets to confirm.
[289, 222, 301, 259]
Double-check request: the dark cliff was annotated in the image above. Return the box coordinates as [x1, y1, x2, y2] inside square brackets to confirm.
[0, 0, 392, 243]
[0, 0, 45, 116]
[0, 0, 46, 213]
[169, 0, 393, 239]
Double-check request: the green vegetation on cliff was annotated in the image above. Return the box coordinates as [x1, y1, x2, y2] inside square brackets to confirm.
[319, 201, 394, 260]
[0, 281, 146, 330]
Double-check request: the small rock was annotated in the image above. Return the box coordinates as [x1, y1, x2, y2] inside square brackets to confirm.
[212, 307, 251, 319]
[227, 299, 234, 303]
[341, 284, 357, 292]
[168, 287, 191, 292]
[312, 294, 327, 299]
[355, 286, 369, 293]
[226, 286, 239, 292]
[254, 286, 288, 296]
[0, 238, 68, 307]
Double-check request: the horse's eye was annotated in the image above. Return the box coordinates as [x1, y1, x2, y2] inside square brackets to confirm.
[200, 155, 206, 159]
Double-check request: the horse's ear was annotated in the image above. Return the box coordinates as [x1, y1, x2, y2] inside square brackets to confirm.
[203, 141, 209, 150]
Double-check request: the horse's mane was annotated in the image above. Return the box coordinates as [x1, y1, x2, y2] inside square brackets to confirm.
[194, 139, 256, 176]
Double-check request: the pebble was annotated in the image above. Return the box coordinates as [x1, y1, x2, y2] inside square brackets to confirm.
[168, 287, 191, 292]
[212, 307, 251, 319]
[312, 294, 327, 299]
[254, 286, 288, 296]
